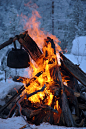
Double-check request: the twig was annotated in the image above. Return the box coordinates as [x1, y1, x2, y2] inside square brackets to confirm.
[19, 125, 26, 129]
[6, 103, 17, 118]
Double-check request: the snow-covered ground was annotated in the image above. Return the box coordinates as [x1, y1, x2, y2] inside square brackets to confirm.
[0, 36, 86, 129]
[1, 117, 84, 129]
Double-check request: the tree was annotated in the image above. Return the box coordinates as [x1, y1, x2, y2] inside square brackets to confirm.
[0, 56, 8, 82]
[52, 0, 54, 35]
[72, 0, 85, 36]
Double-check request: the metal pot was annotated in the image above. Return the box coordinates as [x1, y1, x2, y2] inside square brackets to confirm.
[7, 43, 30, 68]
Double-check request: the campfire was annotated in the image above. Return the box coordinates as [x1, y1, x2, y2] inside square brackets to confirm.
[0, 11, 86, 128]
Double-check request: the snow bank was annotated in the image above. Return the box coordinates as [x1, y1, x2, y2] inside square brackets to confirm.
[0, 116, 85, 129]
[0, 117, 26, 129]
[0, 79, 22, 100]
[71, 36, 86, 56]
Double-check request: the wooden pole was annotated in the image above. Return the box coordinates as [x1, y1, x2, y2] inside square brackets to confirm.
[0, 31, 28, 50]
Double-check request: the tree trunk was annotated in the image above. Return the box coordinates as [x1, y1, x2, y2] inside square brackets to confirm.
[52, 0, 54, 35]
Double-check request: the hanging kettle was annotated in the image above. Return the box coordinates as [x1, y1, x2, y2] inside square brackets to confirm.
[7, 41, 30, 68]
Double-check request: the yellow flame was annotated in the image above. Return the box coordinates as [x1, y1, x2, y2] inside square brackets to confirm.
[20, 10, 63, 108]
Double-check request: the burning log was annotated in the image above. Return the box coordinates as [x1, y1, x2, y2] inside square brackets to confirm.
[60, 52, 86, 86]
[61, 91, 75, 127]
[0, 71, 43, 114]
[13, 76, 30, 83]
[43, 37, 76, 127]
[2, 84, 46, 119]
[18, 32, 42, 62]
[21, 96, 61, 125]
[20, 101, 59, 125]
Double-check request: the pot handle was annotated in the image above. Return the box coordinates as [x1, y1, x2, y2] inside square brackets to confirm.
[13, 41, 17, 49]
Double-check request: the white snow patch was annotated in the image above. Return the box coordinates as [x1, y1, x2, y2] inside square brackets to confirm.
[0, 117, 86, 129]
[71, 36, 86, 56]
[0, 79, 22, 100]
[0, 116, 26, 129]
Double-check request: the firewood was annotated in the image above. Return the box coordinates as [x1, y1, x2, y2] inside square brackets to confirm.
[79, 103, 86, 110]
[13, 76, 30, 83]
[26, 84, 46, 99]
[36, 103, 58, 114]
[0, 31, 27, 50]
[0, 71, 43, 114]
[32, 108, 56, 125]
[18, 34, 42, 62]
[22, 108, 42, 118]
[21, 100, 59, 125]
[60, 52, 86, 86]
[0, 37, 15, 50]
[72, 115, 85, 127]
[64, 84, 86, 102]
[6, 84, 45, 119]
[19, 125, 26, 129]
[60, 58, 79, 91]
[50, 84, 80, 124]
[81, 87, 86, 92]
[44, 37, 56, 54]
[64, 86, 79, 117]
[42, 110, 53, 124]
[61, 92, 76, 127]
[44, 37, 76, 126]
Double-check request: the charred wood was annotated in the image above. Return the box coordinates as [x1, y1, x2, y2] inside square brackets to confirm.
[78, 103, 86, 110]
[44, 37, 56, 54]
[60, 52, 86, 86]
[13, 76, 29, 83]
[18, 34, 42, 62]
[0, 31, 27, 50]
[21, 101, 59, 125]
[61, 92, 76, 127]
[0, 71, 43, 114]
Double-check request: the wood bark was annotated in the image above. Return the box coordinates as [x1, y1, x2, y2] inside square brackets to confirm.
[61, 92, 75, 127]
[60, 52, 86, 86]
[18, 34, 42, 62]
[0, 71, 43, 114]
[13, 76, 30, 83]
[0, 31, 27, 50]
[0, 38, 14, 50]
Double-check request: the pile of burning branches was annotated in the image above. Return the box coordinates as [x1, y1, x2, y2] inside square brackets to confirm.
[0, 31, 86, 128]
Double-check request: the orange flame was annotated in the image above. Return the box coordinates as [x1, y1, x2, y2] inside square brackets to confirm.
[20, 9, 64, 110]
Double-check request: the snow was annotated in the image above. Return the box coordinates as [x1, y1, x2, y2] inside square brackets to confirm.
[69, 36, 86, 72]
[71, 36, 86, 56]
[0, 79, 22, 100]
[0, 117, 26, 129]
[0, 117, 85, 129]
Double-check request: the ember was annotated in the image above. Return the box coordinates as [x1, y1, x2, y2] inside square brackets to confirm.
[0, 11, 86, 128]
